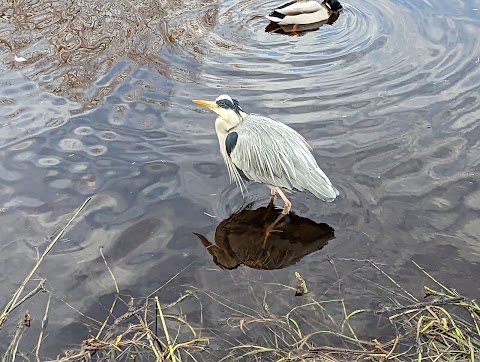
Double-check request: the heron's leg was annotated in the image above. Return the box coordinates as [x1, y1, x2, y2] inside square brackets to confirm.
[263, 187, 291, 247]
[269, 193, 276, 204]
[268, 189, 276, 208]
[276, 188, 292, 215]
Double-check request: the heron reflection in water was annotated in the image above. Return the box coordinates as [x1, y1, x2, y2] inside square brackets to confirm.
[194, 201, 335, 270]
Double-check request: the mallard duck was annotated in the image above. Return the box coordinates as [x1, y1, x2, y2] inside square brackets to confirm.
[266, 0, 342, 32]
[265, 12, 340, 35]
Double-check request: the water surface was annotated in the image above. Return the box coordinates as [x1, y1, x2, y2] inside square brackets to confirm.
[0, 0, 479, 358]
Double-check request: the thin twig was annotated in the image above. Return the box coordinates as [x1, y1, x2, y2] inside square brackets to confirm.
[3, 318, 26, 362]
[35, 293, 51, 362]
[100, 246, 119, 294]
[8, 279, 46, 316]
[375, 297, 465, 315]
[155, 296, 176, 362]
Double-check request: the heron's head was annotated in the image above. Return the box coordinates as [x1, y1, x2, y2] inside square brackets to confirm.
[193, 94, 245, 124]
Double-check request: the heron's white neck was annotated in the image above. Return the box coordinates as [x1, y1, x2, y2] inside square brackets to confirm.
[214, 110, 248, 135]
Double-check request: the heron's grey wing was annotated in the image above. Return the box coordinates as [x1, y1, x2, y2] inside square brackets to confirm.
[229, 114, 338, 201]
[228, 120, 298, 190]
[225, 131, 249, 182]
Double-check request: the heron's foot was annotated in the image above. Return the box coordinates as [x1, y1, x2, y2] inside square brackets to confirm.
[262, 213, 287, 248]
[282, 200, 291, 215]
[262, 224, 283, 248]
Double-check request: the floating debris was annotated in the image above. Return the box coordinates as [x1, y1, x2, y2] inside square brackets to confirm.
[14, 55, 27, 62]
[295, 272, 308, 296]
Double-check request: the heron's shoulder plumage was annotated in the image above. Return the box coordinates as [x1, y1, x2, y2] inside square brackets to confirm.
[227, 113, 338, 202]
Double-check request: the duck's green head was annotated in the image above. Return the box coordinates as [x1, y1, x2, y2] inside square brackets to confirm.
[325, 0, 343, 11]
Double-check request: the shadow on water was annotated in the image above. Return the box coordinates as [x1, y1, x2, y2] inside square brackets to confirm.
[194, 202, 335, 270]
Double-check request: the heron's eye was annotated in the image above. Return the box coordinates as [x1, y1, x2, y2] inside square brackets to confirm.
[216, 100, 233, 109]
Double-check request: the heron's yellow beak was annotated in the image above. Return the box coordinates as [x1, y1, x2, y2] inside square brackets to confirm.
[193, 100, 218, 109]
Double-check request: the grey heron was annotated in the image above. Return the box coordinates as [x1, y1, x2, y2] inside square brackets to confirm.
[193, 94, 339, 241]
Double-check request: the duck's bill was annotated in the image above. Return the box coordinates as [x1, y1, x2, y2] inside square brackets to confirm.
[193, 100, 217, 109]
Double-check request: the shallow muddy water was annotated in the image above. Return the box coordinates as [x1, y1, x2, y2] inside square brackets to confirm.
[0, 0, 479, 358]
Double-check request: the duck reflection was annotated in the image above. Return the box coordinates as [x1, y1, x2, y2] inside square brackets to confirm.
[194, 202, 334, 270]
